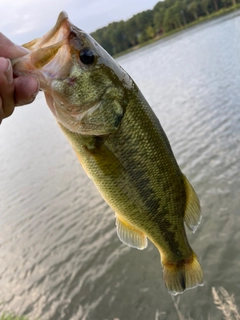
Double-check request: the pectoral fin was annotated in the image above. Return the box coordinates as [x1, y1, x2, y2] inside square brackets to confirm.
[116, 215, 148, 250]
[183, 175, 201, 233]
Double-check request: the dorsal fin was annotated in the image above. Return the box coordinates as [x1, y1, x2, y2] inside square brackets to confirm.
[183, 175, 201, 233]
[116, 215, 148, 250]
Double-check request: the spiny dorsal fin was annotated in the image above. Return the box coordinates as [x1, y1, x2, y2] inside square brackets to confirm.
[116, 215, 148, 250]
[183, 175, 201, 233]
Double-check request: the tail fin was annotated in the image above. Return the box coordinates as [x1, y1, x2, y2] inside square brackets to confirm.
[162, 252, 204, 295]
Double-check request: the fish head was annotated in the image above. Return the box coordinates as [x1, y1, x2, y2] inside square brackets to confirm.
[13, 12, 132, 134]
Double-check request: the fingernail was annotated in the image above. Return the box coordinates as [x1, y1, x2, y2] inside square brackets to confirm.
[0, 98, 3, 124]
[15, 78, 40, 106]
[17, 45, 30, 54]
[4, 59, 13, 84]
[31, 78, 40, 99]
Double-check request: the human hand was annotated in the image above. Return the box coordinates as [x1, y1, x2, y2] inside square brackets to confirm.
[0, 33, 39, 124]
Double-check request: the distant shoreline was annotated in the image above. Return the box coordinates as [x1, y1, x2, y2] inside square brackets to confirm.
[114, 6, 240, 58]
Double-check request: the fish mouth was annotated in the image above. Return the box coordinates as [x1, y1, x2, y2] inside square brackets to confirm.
[12, 11, 74, 90]
[24, 11, 70, 51]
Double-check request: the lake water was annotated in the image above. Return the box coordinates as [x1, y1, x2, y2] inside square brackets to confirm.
[1, 11, 240, 320]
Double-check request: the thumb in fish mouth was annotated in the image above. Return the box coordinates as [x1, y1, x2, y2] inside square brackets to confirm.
[14, 75, 40, 106]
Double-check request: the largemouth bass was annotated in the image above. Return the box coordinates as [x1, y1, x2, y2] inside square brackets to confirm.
[13, 12, 203, 295]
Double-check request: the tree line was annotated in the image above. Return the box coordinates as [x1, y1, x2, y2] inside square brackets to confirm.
[91, 0, 238, 55]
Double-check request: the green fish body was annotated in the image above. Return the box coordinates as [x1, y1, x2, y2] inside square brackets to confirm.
[13, 12, 203, 295]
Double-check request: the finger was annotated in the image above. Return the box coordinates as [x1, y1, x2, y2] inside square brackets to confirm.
[0, 58, 15, 118]
[0, 97, 4, 124]
[14, 76, 39, 106]
[0, 57, 13, 83]
[0, 33, 29, 59]
[0, 57, 12, 78]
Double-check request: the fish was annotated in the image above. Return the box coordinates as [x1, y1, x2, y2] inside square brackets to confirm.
[13, 12, 204, 295]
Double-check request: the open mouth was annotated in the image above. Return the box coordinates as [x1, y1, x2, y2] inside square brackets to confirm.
[12, 12, 73, 88]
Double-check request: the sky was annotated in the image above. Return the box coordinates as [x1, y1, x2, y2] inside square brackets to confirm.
[0, 0, 159, 45]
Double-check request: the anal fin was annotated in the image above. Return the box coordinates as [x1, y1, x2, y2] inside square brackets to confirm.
[116, 215, 148, 250]
[183, 175, 201, 233]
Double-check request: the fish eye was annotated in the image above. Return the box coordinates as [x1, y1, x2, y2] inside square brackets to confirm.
[80, 48, 95, 65]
